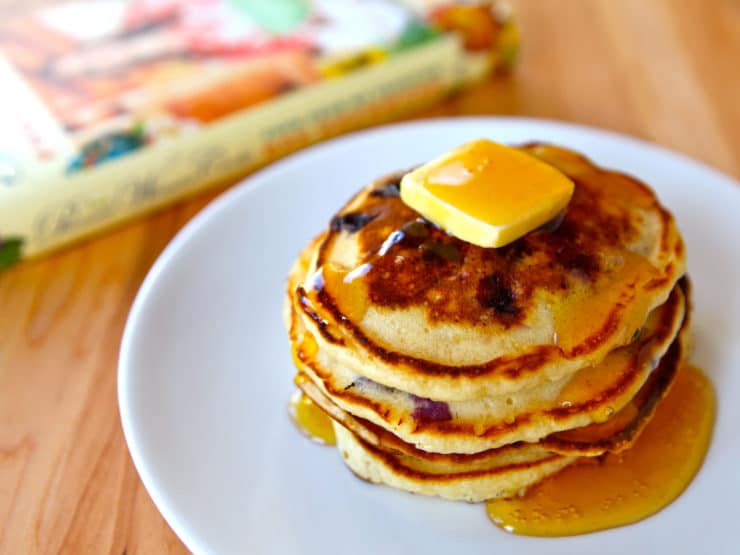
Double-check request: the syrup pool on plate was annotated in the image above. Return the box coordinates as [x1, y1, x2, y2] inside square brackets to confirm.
[486, 364, 715, 537]
[289, 390, 336, 446]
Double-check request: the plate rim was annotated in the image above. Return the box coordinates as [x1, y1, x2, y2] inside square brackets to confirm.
[117, 115, 740, 554]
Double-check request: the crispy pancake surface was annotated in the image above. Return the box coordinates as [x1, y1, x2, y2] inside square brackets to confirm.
[294, 315, 685, 502]
[291, 285, 685, 453]
[294, 314, 687, 502]
[291, 144, 685, 401]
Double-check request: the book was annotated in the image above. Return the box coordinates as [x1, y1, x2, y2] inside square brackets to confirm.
[0, 0, 516, 268]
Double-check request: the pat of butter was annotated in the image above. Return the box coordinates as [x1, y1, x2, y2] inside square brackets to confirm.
[400, 139, 574, 248]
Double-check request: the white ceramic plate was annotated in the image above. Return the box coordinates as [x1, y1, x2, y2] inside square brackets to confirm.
[119, 118, 740, 555]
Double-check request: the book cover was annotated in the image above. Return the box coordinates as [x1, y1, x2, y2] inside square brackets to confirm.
[0, 0, 516, 267]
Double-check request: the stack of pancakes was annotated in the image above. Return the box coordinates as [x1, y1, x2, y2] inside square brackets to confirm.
[285, 143, 688, 502]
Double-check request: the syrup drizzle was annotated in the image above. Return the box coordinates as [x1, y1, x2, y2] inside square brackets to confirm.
[289, 390, 336, 446]
[486, 364, 714, 536]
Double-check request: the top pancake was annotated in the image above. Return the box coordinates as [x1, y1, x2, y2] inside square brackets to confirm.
[292, 144, 685, 401]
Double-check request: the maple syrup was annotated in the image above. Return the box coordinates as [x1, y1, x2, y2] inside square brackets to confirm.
[486, 364, 714, 536]
[289, 390, 336, 446]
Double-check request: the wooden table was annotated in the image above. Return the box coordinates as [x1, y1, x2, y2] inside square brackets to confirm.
[1, 1, 738, 552]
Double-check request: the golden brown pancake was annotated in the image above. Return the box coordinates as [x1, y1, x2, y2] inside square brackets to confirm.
[293, 324, 685, 503]
[290, 144, 685, 401]
[293, 315, 687, 502]
[333, 424, 576, 502]
[290, 284, 685, 453]
[284, 143, 689, 502]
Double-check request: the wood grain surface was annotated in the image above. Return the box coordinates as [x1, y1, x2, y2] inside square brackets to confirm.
[1, 1, 738, 553]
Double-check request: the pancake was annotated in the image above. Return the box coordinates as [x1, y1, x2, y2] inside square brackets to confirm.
[294, 314, 687, 502]
[290, 144, 685, 401]
[333, 424, 576, 503]
[284, 141, 690, 505]
[296, 372, 576, 502]
[290, 284, 685, 453]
